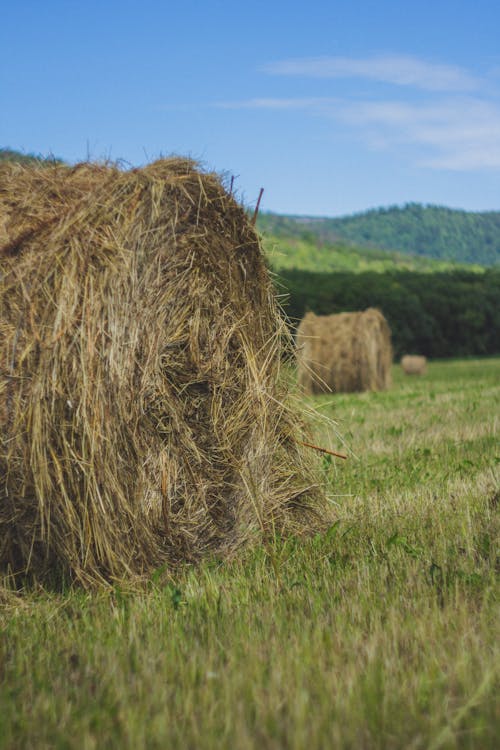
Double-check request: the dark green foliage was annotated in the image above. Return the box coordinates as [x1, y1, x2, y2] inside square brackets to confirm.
[279, 269, 500, 358]
[0, 147, 63, 165]
[258, 203, 500, 266]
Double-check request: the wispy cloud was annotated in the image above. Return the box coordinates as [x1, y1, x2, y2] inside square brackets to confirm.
[261, 54, 482, 92]
[216, 97, 333, 110]
[339, 97, 500, 169]
[217, 94, 500, 171]
[215, 53, 500, 172]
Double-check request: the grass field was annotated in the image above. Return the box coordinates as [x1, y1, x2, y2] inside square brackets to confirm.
[1, 358, 498, 749]
[262, 233, 482, 274]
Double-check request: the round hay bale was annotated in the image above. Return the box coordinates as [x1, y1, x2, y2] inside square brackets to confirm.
[401, 355, 427, 375]
[0, 158, 326, 586]
[296, 309, 392, 394]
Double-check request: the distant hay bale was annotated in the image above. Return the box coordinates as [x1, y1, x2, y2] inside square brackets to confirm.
[0, 158, 326, 587]
[401, 355, 427, 375]
[297, 309, 392, 395]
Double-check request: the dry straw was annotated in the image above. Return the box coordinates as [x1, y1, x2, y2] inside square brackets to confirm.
[401, 355, 427, 375]
[297, 309, 392, 395]
[0, 158, 327, 587]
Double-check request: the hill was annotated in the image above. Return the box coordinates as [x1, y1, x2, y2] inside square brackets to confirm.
[258, 203, 500, 267]
[261, 232, 482, 274]
[0, 147, 63, 166]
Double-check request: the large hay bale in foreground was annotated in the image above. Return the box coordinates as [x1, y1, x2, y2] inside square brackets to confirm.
[297, 309, 392, 395]
[0, 158, 325, 586]
[401, 355, 427, 375]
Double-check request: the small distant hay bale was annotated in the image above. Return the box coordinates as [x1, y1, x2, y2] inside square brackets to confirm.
[297, 309, 392, 395]
[401, 355, 427, 375]
[0, 158, 326, 587]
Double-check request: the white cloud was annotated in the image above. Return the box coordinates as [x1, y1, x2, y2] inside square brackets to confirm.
[339, 97, 500, 169]
[262, 54, 481, 93]
[216, 54, 500, 172]
[421, 148, 500, 170]
[217, 94, 500, 171]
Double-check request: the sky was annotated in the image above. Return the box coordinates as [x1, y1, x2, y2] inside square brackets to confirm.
[1, 0, 500, 216]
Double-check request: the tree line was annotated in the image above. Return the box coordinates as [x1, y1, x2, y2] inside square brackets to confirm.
[277, 269, 500, 359]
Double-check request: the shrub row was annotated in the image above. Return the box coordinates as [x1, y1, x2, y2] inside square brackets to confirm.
[277, 269, 500, 359]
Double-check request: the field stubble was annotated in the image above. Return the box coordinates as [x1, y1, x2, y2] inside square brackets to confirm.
[0, 358, 498, 749]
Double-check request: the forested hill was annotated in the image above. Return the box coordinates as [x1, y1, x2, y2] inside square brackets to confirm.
[258, 203, 500, 266]
[0, 147, 63, 166]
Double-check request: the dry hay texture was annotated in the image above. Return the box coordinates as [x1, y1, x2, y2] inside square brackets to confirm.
[401, 355, 427, 375]
[0, 158, 326, 587]
[297, 309, 393, 395]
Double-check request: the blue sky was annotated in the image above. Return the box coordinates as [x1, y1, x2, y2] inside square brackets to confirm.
[1, 0, 499, 216]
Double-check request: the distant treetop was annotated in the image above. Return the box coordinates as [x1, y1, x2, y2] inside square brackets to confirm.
[0, 147, 64, 166]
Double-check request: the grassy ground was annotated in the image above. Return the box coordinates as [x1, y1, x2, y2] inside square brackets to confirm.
[263, 233, 482, 273]
[1, 358, 498, 749]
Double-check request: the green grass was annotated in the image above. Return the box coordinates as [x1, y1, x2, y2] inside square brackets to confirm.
[1, 358, 499, 749]
[262, 233, 485, 274]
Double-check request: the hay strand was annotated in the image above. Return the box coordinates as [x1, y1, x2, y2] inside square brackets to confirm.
[298, 441, 348, 460]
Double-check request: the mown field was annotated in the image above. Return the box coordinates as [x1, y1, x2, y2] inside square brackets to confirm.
[1, 358, 498, 749]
